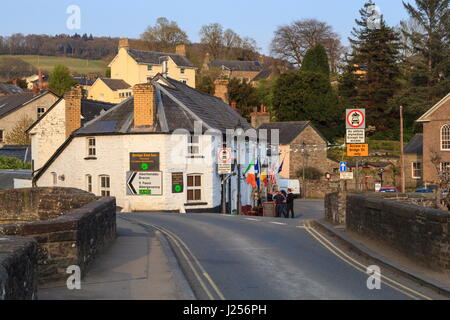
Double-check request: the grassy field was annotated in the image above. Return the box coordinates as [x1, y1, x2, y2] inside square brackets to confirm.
[0, 55, 108, 75]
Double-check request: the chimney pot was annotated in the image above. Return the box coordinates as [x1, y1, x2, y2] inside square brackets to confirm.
[231, 102, 237, 109]
[133, 83, 157, 128]
[119, 38, 130, 50]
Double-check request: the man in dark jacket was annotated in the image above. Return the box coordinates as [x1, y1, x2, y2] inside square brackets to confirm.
[273, 191, 285, 218]
[286, 189, 296, 218]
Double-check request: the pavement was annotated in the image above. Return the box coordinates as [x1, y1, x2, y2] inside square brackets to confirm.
[38, 217, 195, 300]
[0, 169, 32, 190]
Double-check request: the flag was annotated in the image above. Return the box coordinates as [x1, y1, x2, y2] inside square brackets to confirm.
[255, 160, 260, 189]
[261, 169, 268, 187]
[277, 160, 285, 174]
[244, 161, 256, 188]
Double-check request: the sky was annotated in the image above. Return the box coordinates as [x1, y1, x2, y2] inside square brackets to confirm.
[1, 0, 410, 54]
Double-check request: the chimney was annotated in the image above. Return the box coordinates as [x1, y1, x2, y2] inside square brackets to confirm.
[213, 79, 229, 104]
[133, 83, 157, 129]
[203, 52, 211, 71]
[38, 70, 43, 90]
[176, 44, 186, 56]
[231, 102, 237, 110]
[250, 104, 270, 128]
[258, 55, 265, 65]
[118, 38, 130, 51]
[64, 86, 83, 138]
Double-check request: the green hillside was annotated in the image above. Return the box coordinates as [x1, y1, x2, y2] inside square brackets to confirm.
[0, 55, 108, 75]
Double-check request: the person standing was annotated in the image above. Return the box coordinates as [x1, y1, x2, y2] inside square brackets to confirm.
[287, 188, 296, 218]
[273, 191, 284, 218]
[281, 190, 288, 218]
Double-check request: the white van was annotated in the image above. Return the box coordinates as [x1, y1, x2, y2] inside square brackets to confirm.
[279, 179, 301, 196]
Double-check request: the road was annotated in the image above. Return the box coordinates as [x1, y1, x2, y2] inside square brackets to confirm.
[120, 200, 441, 300]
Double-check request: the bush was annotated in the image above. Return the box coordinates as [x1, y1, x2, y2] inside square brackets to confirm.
[297, 167, 323, 180]
[0, 156, 31, 169]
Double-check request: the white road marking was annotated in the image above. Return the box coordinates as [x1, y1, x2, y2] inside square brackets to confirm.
[245, 218, 260, 222]
[270, 222, 287, 226]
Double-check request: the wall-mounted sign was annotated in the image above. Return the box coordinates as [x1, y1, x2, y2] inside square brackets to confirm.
[346, 109, 366, 129]
[126, 172, 163, 195]
[347, 144, 369, 157]
[346, 129, 366, 144]
[171, 172, 184, 194]
[130, 153, 160, 172]
[340, 172, 354, 180]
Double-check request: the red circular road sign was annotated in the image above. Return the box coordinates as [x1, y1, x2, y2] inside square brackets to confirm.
[218, 148, 232, 163]
[347, 109, 365, 128]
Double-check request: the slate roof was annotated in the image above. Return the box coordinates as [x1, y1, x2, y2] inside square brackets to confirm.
[0, 145, 31, 163]
[259, 121, 313, 145]
[100, 78, 131, 91]
[74, 76, 96, 86]
[77, 76, 251, 136]
[0, 83, 24, 95]
[252, 69, 273, 81]
[81, 99, 115, 124]
[128, 49, 195, 68]
[210, 60, 263, 72]
[404, 134, 423, 155]
[0, 92, 48, 119]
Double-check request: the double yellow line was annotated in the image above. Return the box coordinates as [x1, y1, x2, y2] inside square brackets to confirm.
[302, 221, 432, 300]
[136, 220, 226, 300]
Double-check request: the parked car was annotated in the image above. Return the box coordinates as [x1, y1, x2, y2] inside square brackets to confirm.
[415, 187, 434, 193]
[379, 187, 398, 193]
[279, 179, 301, 196]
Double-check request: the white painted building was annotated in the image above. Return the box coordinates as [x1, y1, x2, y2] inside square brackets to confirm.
[32, 75, 263, 213]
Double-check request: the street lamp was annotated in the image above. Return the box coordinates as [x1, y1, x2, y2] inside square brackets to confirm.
[234, 123, 244, 216]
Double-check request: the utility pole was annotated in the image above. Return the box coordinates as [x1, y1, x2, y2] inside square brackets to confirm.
[400, 105, 406, 193]
[355, 158, 359, 192]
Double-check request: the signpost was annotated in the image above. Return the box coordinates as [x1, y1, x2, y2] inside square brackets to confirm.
[339, 162, 347, 172]
[126, 171, 163, 195]
[346, 129, 365, 144]
[218, 148, 232, 175]
[171, 172, 184, 194]
[130, 153, 160, 172]
[347, 144, 369, 157]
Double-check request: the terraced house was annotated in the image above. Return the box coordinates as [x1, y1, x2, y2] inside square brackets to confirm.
[109, 39, 197, 88]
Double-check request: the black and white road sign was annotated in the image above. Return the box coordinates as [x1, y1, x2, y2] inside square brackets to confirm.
[126, 172, 163, 196]
[346, 129, 366, 144]
[346, 109, 366, 129]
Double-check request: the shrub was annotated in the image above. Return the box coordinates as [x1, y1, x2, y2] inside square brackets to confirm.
[0, 156, 31, 169]
[297, 167, 323, 180]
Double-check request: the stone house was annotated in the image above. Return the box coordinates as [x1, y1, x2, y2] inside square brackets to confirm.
[258, 120, 338, 179]
[0, 91, 58, 147]
[87, 78, 132, 103]
[109, 39, 196, 88]
[416, 92, 450, 184]
[205, 59, 264, 83]
[403, 134, 423, 189]
[27, 91, 114, 172]
[31, 75, 258, 213]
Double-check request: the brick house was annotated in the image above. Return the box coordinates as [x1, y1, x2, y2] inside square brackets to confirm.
[0, 91, 58, 147]
[258, 121, 338, 179]
[417, 93, 450, 184]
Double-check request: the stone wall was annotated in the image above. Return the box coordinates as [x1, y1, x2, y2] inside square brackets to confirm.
[324, 192, 346, 224]
[0, 188, 116, 283]
[0, 236, 38, 300]
[346, 194, 450, 271]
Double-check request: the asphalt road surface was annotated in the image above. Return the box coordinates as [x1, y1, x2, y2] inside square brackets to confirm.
[121, 200, 442, 300]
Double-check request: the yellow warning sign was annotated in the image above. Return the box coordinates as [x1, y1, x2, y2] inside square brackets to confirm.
[347, 144, 369, 157]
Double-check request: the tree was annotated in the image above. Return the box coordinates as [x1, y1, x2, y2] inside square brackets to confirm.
[48, 65, 76, 96]
[197, 76, 215, 95]
[227, 78, 260, 119]
[273, 71, 341, 140]
[200, 23, 224, 59]
[402, 0, 449, 84]
[339, 1, 401, 137]
[270, 19, 343, 68]
[300, 44, 330, 76]
[5, 115, 35, 145]
[141, 17, 189, 51]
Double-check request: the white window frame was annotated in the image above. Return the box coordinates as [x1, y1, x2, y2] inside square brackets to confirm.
[441, 125, 450, 151]
[411, 162, 422, 179]
[86, 174, 93, 192]
[187, 174, 202, 202]
[99, 175, 111, 196]
[187, 135, 200, 156]
[37, 107, 46, 118]
[86, 137, 96, 157]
